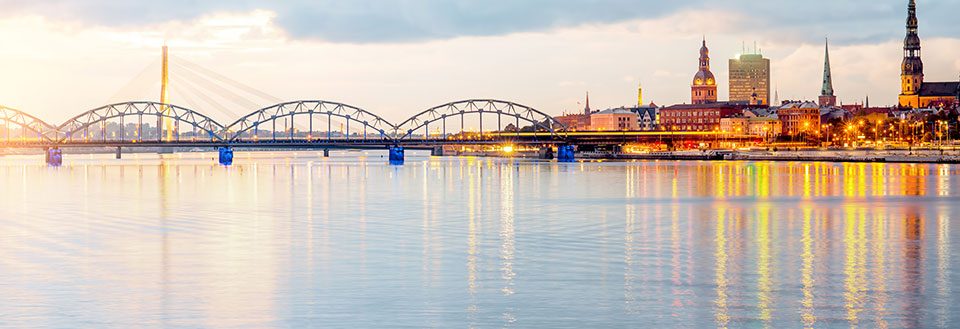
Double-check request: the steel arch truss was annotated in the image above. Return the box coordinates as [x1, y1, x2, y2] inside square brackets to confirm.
[57, 102, 225, 143]
[395, 99, 567, 140]
[0, 106, 59, 143]
[223, 100, 396, 142]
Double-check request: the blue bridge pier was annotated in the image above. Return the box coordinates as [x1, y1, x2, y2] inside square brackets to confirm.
[389, 146, 405, 165]
[218, 147, 234, 166]
[45, 147, 62, 166]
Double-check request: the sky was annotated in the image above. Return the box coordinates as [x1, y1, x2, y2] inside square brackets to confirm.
[0, 0, 958, 124]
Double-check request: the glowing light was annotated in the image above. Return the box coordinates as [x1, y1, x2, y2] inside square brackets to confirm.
[502, 145, 515, 153]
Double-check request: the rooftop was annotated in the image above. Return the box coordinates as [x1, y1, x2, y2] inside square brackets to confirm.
[919, 82, 960, 97]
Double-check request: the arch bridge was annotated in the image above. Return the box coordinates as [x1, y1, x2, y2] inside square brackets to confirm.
[0, 99, 569, 146]
[1, 99, 579, 164]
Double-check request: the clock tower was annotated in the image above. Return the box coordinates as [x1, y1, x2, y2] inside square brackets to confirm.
[899, 0, 924, 107]
[691, 38, 718, 104]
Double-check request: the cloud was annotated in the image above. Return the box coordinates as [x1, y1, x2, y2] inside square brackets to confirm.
[0, 0, 956, 44]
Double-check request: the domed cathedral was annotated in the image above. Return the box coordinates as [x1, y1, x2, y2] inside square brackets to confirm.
[692, 38, 718, 104]
[898, 0, 960, 108]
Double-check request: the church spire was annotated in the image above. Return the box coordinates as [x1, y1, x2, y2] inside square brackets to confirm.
[821, 38, 834, 97]
[584, 91, 591, 116]
[819, 38, 837, 107]
[691, 37, 717, 104]
[637, 82, 643, 107]
[900, 0, 924, 107]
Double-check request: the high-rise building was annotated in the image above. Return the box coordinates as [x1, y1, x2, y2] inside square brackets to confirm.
[897, 0, 960, 108]
[729, 53, 770, 105]
[691, 38, 718, 105]
[819, 38, 837, 107]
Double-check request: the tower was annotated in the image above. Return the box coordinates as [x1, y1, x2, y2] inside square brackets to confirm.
[637, 82, 643, 107]
[160, 44, 173, 141]
[584, 91, 591, 116]
[899, 0, 924, 107]
[691, 38, 717, 104]
[819, 38, 837, 107]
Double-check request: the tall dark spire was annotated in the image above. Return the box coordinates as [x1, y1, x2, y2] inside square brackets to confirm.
[821, 38, 834, 97]
[819, 38, 838, 107]
[583, 91, 591, 116]
[907, 0, 918, 32]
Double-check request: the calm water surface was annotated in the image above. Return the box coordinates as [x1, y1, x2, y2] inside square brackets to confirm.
[0, 151, 958, 328]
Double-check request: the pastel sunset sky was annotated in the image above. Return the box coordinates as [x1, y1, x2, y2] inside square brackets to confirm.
[0, 0, 958, 123]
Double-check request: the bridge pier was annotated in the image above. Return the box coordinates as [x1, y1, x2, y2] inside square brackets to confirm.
[45, 147, 62, 166]
[389, 146, 405, 165]
[558, 145, 576, 163]
[430, 146, 444, 157]
[323, 149, 330, 157]
[218, 147, 234, 166]
[116, 147, 122, 159]
[538, 146, 554, 160]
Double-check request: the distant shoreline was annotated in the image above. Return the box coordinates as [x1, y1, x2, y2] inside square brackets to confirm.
[578, 150, 960, 164]
[5, 147, 960, 164]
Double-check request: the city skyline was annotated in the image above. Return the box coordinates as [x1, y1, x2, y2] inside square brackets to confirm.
[0, 1, 958, 123]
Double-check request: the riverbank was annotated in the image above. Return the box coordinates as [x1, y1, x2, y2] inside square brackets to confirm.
[579, 149, 960, 163]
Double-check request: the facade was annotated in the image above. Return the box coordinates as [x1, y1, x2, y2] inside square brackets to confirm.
[659, 103, 742, 131]
[729, 54, 771, 106]
[617, 104, 659, 131]
[819, 39, 838, 107]
[555, 92, 593, 131]
[777, 101, 821, 136]
[634, 105, 658, 131]
[719, 117, 748, 134]
[555, 114, 591, 131]
[691, 39, 718, 104]
[747, 117, 782, 139]
[897, 0, 960, 108]
[590, 108, 639, 131]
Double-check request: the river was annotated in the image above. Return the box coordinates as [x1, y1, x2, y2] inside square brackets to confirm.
[0, 151, 957, 328]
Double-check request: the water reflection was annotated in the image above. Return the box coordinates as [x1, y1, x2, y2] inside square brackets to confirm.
[0, 154, 957, 327]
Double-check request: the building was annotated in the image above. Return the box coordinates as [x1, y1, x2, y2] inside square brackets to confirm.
[554, 92, 593, 131]
[819, 39, 838, 107]
[820, 106, 851, 123]
[898, 0, 960, 108]
[777, 101, 821, 136]
[747, 117, 782, 139]
[720, 117, 748, 134]
[555, 113, 591, 131]
[691, 38, 718, 104]
[729, 53, 770, 105]
[634, 104, 658, 131]
[659, 103, 742, 131]
[590, 108, 639, 131]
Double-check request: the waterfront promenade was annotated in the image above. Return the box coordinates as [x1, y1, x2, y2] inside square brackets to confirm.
[579, 148, 960, 163]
